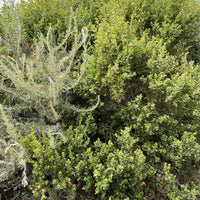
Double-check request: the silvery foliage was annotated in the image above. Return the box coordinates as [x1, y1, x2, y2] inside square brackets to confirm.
[0, 6, 99, 186]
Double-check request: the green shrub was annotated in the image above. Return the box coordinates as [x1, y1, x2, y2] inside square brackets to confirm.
[21, 118, 150, 200]
[74, 0, 200, 199]
[6, 0, 106, 44]
[1, 0, 200, 199]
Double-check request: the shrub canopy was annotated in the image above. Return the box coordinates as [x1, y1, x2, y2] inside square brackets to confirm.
[0, 0, 200, 199]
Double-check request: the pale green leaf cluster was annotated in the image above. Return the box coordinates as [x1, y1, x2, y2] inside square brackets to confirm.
[0, 11, 98, 186]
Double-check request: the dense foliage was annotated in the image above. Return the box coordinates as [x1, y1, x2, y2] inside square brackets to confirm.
[0, 0, 200, 199]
